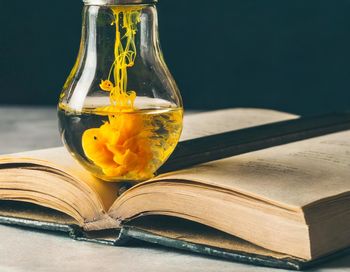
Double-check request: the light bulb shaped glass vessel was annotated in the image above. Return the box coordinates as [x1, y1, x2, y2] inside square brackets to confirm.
[58, 0, 183, 182]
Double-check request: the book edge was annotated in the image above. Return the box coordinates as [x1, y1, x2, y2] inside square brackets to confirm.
[121, 225, 305, 270]
[0, 213, 349, 270]
[0, 214, 130, 246]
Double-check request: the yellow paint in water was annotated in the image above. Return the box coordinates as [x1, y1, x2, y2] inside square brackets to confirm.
[79, 108, 183, 181]
[73, 6, 183, 181]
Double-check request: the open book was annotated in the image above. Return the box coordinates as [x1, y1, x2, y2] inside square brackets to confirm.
[1, 108, 350, 270]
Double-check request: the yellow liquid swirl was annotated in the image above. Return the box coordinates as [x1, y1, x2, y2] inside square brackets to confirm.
[77, 7, 182, 181]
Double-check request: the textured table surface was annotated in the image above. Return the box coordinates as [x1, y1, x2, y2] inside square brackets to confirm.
[0, 106, 349, 272]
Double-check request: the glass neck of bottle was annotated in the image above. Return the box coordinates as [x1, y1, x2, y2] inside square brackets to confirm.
[63, 3, 178, 112]
[80, 4, 161, 64]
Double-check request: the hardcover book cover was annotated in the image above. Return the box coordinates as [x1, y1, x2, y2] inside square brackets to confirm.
[0, 201, 346, 271]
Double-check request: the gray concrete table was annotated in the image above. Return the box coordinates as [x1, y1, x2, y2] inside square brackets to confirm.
[0, 106, 349, 272]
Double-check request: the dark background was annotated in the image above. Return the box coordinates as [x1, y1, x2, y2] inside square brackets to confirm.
[1, 0, 350, 115]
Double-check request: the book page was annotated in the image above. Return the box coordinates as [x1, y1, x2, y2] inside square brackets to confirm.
[0, 148, 120, 210]
[181, 108, 297, 140]
[0, 108, 298, 211]
[158, 129, 350, 209]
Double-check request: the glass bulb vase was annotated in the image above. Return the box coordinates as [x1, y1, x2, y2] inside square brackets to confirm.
[58, 0, 183, 182]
